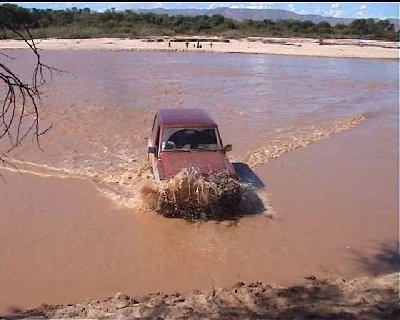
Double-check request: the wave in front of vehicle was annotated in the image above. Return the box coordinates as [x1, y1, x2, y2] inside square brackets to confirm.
[139, 168, 268, 220]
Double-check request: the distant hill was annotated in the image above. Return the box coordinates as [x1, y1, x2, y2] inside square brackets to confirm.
[135, 7, 399, 31]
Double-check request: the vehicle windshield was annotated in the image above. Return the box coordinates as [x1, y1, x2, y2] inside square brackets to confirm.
[161, 128, 222, 151]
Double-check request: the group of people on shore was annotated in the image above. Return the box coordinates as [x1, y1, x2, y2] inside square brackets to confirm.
[168, 40, 213, 50]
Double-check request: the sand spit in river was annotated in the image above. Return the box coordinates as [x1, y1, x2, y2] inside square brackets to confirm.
[0, 37, 398, 59]
[6, 272, 398, 319]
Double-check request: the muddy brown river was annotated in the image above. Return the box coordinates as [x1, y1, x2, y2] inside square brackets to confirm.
[0, 51, 398, 314]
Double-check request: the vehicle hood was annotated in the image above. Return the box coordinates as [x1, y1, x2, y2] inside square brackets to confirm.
[158, 151, 237, 180]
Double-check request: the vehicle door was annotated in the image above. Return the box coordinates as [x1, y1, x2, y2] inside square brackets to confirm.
[147, 116, 161, 177]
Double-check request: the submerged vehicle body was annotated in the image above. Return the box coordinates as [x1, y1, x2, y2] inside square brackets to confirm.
[147, 108, 237, 182]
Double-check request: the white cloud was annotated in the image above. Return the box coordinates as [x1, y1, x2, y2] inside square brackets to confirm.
[215, 2, 283, 10]
[207, 3, 219, 9]
[206, 2, 263, 9]
[329, 3, 342, 18]
[96, 2, 165, 11]
[207, 2, 233, 9]
[282, 4, 324, 16]
[356, 4, 368, 17]
[245, 2, 273, 9]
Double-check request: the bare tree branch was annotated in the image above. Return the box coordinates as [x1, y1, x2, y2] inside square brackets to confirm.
[0, 6, 68, 169]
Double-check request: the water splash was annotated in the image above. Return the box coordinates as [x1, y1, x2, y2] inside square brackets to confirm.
[139, 168, 267, 220]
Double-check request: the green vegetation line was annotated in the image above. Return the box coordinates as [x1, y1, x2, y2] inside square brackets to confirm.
[0, 4, 398, 41]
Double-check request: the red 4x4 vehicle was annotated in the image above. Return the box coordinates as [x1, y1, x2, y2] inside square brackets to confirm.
[147, 108, 238, 182]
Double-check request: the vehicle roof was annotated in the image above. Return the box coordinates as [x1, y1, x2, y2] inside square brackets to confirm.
[156, 108, 218, 128]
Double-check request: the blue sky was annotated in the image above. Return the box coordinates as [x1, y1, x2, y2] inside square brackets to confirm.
[3, 2, 399, 19]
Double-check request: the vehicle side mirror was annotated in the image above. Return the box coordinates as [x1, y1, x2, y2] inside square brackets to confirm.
[224, 144, 232, 152]
[148, 146, 157, 155]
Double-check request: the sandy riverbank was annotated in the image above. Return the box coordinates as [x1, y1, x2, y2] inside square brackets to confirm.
[0, 36, 398, 59]
[4, 272, 398, 319]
